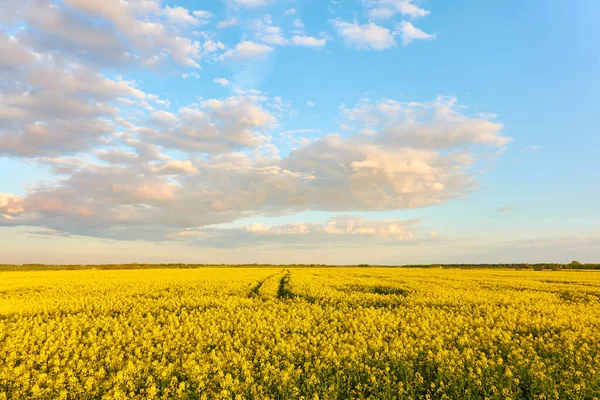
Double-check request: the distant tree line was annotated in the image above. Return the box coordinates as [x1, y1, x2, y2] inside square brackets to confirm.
[0, 261, 598, 271]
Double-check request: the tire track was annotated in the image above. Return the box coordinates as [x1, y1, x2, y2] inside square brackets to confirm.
[248, 269, 288, 299]
[276, 269, 295, 299]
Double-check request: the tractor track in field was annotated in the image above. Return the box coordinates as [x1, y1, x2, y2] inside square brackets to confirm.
[248, 269, 295, 300]
[248, 275, 273, 298]
[248, 269, 286, 299]
[276, 269, 295, 299]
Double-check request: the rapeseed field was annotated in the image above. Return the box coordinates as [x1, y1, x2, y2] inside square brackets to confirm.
[1, 268, 599, 399]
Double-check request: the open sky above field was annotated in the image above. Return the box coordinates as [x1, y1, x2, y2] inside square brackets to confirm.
[0, 0, 599, 264]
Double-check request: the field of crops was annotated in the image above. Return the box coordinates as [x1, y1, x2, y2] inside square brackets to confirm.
[1, 268, 599, 399]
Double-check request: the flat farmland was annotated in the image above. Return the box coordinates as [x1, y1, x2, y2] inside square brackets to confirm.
[1, 268, 599, 399]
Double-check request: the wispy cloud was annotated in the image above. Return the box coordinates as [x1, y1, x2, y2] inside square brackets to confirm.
[217, 18, 239, 29]
[214, 77, 231, 86]
[396, 21, 436, 46]
[218, 40, 273, 61]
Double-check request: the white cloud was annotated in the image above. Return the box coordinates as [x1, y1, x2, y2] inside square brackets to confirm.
[202, 40, 226, 53]
[1, 95, 508, 241]
[164, 6, 211, 26]
[0, 4, 503, 247]
[291, 35, 327, 47]
[284, 8, 298, 15]
[219, 40, 273, 61]
[252, 16, 289, 46]
[251, 16, 326, 48]
[192, 10, 213, 20]
[369, 0, 430, 21]
[332, 19, 396, 50]
[341, 97, 510, 149]
[397, 21, 435, 46]
[217, 18, 239, 29]
[214, 78, 231, 86]
[306, 101, 315, 107]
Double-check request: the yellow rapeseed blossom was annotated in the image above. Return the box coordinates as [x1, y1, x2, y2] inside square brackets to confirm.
[0, 267, 599, 399]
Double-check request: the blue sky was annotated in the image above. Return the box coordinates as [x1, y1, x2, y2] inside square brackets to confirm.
[0, 0, 598, 264]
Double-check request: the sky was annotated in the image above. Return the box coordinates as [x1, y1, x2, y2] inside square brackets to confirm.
[0, 0, 599, 265]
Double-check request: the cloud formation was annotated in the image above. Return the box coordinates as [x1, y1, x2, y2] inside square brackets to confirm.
[333, 0, 435, 49]
[169, 216, 428, 247]
[1, 91, 509, 241]
[251, 15, 327, 48]
[0, 34, 163, 157]
[5, 0, 206, 67]
[0, 0, 506, 249]
[140, 96, 276, 153]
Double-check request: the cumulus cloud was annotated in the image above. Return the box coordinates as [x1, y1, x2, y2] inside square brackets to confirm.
[0, 3, 495, 246]
[0, 119, 115, 157]
[164, 7, 211, 26]
[8, 0, 204, 68]
[332, 0, 435, 50]
[202, 40, 226, 54]
[219, 40, 274, 61]
[140, 96, 276, 153]
[341, 97, 510, 149]
[332, 19, 396, 50]
[1, 95, 509, 241]
[291, 35, 327, 47]
[0, 43, 163, 157]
